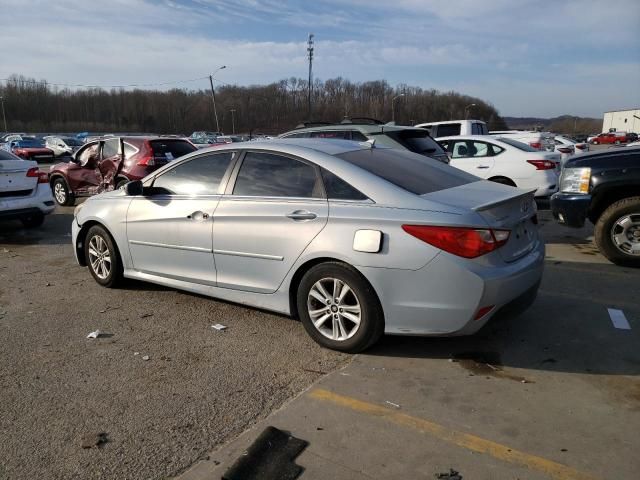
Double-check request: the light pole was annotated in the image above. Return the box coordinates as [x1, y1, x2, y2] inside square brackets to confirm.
[209, 65, 226, 134]
[307, 33, 314, 119]
[230, 109, 236, 135]
[0, 96, 7, 133]
[391, 93, 405, 123]
[464, 103, 476, 119]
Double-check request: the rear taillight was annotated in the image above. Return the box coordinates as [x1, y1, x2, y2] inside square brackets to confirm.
[26, 167, 39, 177]
[529, 141, 543, 150]
[575, 144, 587, 150]
[38, 172, 49, 183]
[136, 142, 155, 166]
[402, 225, 510, 259]
[527, 160, 557, 170]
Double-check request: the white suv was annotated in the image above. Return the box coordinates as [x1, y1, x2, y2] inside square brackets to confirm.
[415, 120, 488, 137]
[0, 150, 55, 227]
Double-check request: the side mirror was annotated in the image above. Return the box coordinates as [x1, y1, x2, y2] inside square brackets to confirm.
[124, 180, 143, 196]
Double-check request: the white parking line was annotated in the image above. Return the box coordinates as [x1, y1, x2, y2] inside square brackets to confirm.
[607, 308, 631, 330]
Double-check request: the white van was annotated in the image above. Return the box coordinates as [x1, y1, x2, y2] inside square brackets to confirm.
[415, 120, 488, 137]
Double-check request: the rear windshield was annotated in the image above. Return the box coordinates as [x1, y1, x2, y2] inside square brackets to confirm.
[496, 137, 539, 152]
[150, 140, 197, 160]
[385, 130, 446, 157]
[336, 148, 477, 195]
[16, 140, 45, 148]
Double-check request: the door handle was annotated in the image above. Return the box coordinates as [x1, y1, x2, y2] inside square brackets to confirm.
[286, 210, 317, 221]
[476, 165, 490, 169]
[187, 211, 210, 220]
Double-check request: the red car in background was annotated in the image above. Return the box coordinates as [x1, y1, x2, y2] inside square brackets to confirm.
[590, 132, 628, 145]
[48, 136, 197, 205]
[8, 139, 55, 163]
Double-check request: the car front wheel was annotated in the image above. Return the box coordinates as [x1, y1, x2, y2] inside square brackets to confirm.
[84, 225, 124, 287]
[297, 262, 384, 353]
[52, 178, 74, 206]
[595, 196, 640, 267]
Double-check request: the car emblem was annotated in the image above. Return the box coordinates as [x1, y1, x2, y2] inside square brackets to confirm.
[521, 200, 530, 214]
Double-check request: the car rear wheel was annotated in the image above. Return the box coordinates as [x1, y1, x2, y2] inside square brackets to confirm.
[297, 262, 384, 353]
[20, 212, 45, 228]
[594, 196, 640, 267]
[84, 225, 124, 287]
[52, 178, 74, 206]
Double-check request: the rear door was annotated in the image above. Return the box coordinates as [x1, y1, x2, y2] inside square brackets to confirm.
[0, 151, 37, 204]
[213, 151, 328, 293]
[97, 138, 123, 191]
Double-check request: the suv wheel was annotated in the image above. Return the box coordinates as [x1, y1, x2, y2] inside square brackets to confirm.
[594, 196, 640, 267]
[20, 212, 45, 228]
[52, 178, 74, 206]
[84, 225, 124, 287]
[297, 262, 384, 353]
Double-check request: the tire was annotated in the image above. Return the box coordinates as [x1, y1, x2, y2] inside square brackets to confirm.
[297, 262, 384, 353]
[20, 212, 45, 228]
[52, 177, 75, 206]
[594, 196, 640, 267]
[115, 178, 129, 189]
[84, 225, 124, 287]
[489, 177, 516, 187]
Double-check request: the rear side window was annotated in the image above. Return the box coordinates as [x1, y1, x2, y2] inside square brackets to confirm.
[497, 137, 539, 152]
[149, 140, 197, 161]
[386, 130, 446, 156]
[436, 123, 461, 136]
[233, 152, 321, 198]
[282, 132, 310, 139]
[337, 148, 476, 195]
[102, 138, 120, 158]
[152, 152, 234, 195]
[321, 168, 368, 201]
[310, 130, 349, 139]
[351, 131, 369, 141]
[0, 150, 20, 160]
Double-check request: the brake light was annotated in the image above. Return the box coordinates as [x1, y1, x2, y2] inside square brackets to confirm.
[26, 167, 39, 177]
[402, 225, 510, 258]
[136, 142, 155, 166]
[526, 160, 557, 170]
[474, 305, 495, 320]
[575, 144, 587, 150]
[38, 172, 49, 183]
[529, 141, 543, 150]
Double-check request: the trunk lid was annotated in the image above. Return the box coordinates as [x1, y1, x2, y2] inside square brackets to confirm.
[422, 181, 539, 262]
[0, 159, 38, 196]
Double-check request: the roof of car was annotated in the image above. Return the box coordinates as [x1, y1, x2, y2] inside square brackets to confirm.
[213, 138, 378, 156]
[567, 145, 640, 160]
[281, 123, 427, 135]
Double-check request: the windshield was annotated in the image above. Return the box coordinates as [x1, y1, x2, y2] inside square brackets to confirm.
[496, 137, 539, 152]
[336, 148, 477, 195]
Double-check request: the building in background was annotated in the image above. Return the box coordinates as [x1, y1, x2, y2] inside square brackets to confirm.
[602, 108, 640, 134]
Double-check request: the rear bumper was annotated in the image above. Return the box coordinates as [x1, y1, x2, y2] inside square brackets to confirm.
[0, 184, 55, 220]
[359, 239, 545, 336]
[550, 192, 591, 228]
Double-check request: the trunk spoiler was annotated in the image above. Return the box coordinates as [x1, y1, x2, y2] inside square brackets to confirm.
[473, 188, 536, 212]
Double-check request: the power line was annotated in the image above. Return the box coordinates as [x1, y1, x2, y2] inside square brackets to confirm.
[0, 74, 225, 90]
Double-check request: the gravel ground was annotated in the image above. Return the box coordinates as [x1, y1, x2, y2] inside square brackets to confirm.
[0, 208, 348, 480]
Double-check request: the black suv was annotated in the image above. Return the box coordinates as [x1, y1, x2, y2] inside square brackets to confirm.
[551, 146, 640, 266]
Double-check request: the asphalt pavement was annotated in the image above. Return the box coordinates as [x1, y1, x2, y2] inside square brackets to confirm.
[1, 203, 639, 480]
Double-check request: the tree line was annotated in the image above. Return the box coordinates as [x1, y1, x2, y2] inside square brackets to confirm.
[0, 74, 508, 135]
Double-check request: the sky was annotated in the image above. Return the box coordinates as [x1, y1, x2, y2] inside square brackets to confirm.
[1, 0, 639, 118]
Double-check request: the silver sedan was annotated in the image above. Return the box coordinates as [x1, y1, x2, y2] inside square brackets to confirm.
[71, 139, 544, 352]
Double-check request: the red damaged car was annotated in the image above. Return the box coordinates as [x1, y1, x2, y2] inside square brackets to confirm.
[48, 136, 197, 206]
[9, 138, 55, 163]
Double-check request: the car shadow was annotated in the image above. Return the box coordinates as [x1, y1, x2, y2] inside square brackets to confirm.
[0, 212, 74, 246]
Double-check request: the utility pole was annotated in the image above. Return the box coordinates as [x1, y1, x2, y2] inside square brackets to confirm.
[230, 109, 236, 135]
[0, 96, 7, 133]
[209, 65, 226, 134]
[307, 33, 314, 119]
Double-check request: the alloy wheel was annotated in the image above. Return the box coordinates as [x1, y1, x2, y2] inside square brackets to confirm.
[88, 235, 112, 279]
[307, 277, 361, 341]
[54, 182, 66, 204]
[611, 213, 640, 256]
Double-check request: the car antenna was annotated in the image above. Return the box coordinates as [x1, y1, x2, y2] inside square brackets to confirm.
[361, 138, 376, 149]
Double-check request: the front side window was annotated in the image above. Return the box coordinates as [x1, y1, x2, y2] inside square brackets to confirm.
[233, 152, 321, 198]
[152, 152, 234, 195]
[101, 138, 120, 159]
[77, 143, 100, 166]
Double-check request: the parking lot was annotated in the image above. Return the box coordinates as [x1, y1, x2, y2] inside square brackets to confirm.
[1, 203, 639, 479]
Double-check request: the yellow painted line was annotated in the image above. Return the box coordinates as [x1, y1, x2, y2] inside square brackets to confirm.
[308, 388, 599, 480]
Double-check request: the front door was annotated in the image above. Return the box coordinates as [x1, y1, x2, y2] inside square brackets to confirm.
[447, 139, 496, 178]
[67, 141, 101, 194]
[213, 151, 328, 293]
[125, 151, 236, 285]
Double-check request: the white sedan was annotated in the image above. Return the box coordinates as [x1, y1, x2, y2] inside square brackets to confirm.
[437, 135, 561, 200]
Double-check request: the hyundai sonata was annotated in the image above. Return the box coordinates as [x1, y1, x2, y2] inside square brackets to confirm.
[71, 139, 544, 352]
